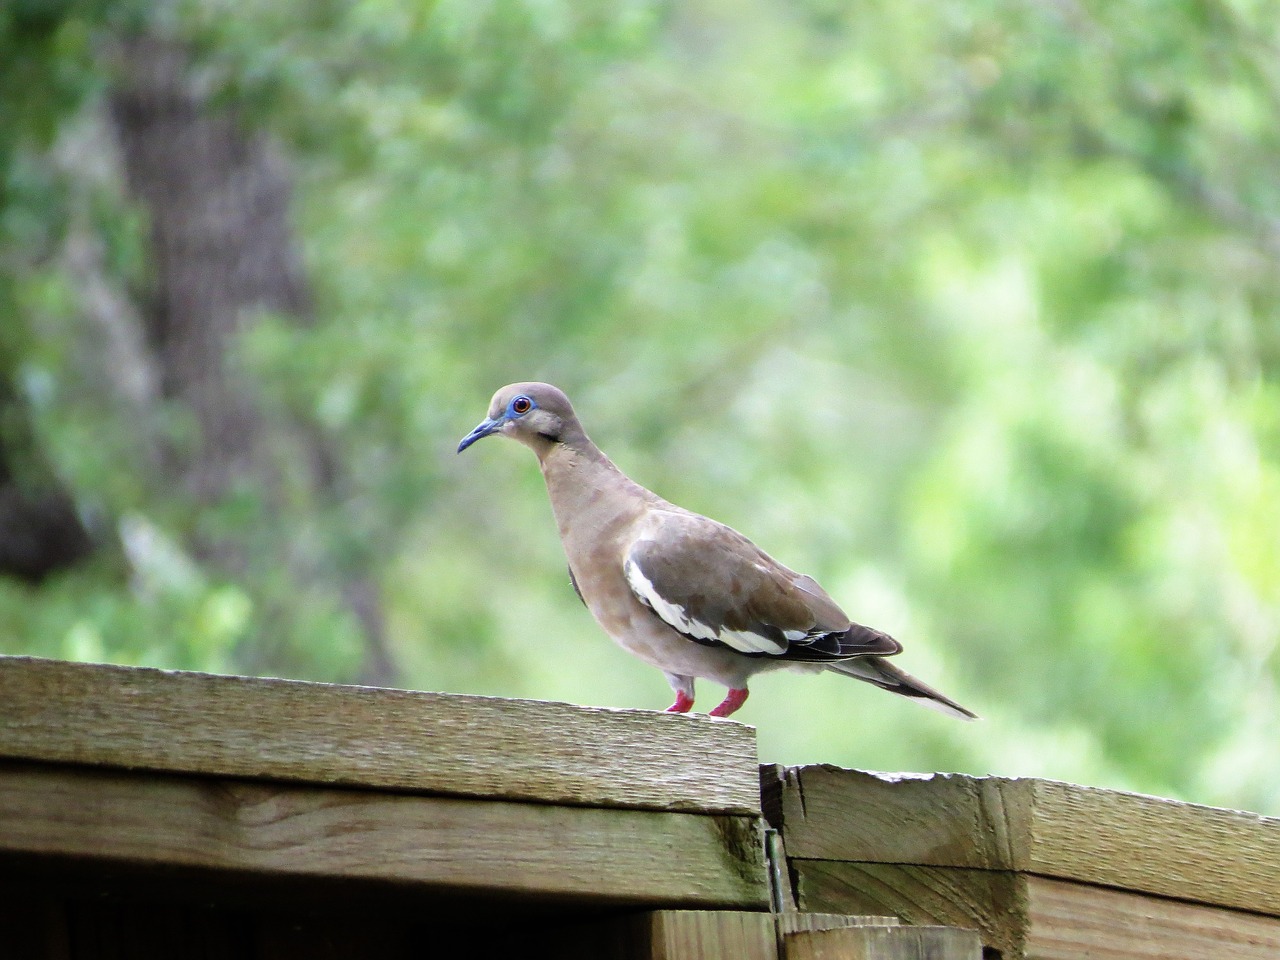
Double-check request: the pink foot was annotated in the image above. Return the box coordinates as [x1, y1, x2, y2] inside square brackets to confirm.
[709, 687, 749, 718]
[666, 691, 695, 713]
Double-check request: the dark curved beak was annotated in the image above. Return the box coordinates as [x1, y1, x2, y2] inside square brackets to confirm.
[457, 417, 503, 453]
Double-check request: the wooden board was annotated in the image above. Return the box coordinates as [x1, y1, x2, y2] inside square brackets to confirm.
[1024, 874, 1280, 960]
[783, 925, 981, 960]
[0, 760, 769, 910]
[0, 656, 759, 815]
[647, 912, 778, 960]
[767, 766, 1280, 916]
[775, 913, 900, 934]
[553, 911, 920, 960]
[550, 910, 778, 960]
[792, 860, 1025, 958]
[792, 860, 1280, 960]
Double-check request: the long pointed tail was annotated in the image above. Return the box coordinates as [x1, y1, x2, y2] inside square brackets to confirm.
[827, 656, 978, 720]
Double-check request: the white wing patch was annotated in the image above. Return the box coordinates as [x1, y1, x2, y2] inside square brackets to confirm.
[624, 556, 787, 656]
[624, 558, 717, 641]
[717, 626, 788, 656]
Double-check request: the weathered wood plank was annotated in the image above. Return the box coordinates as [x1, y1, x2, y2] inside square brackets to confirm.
[774, 913, 900, 935]
[0, 655, 759, 815]
[1024, 874, 1280, 960]
[0, 760, 769, 909]
[552, 910, 779, 960]
[782, 925, 981, 960]
[792, 859, 1280, 960]
[792, 860, 1025, 958]
[648, 912, 779, 960]
[553, 911, 922, 960]
[772, 767, 1280, 916]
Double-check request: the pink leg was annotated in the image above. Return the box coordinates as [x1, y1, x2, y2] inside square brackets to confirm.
[666, 690, 695, 713]
[709, 687, 749, 718]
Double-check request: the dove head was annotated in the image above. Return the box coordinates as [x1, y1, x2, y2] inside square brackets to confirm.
[457, 382, 586, 456]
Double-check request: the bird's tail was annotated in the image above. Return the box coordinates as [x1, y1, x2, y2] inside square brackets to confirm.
[826, 656, 978, 721]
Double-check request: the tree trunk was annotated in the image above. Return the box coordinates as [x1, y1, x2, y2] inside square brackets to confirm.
[106, 33, 396, 685]
[108, 34, 310, 509]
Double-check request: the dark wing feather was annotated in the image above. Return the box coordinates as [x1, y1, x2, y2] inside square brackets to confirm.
[568, 565, 586, 606]
[624, 512, 900, 661]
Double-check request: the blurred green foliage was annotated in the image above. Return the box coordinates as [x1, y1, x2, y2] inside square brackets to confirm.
[2, 0, 1277, 812]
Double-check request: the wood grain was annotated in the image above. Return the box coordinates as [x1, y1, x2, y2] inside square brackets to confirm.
[0, 655, 759, 815]
[775, 913, 900, 934]
[774, 767, 1280, 916]
[792, 859, 1280, 960]
[1024, 874, 1280, 960]
[554, 910, 779, 960]
[649, 911, 779, 960]
[782, 925, 981, 960]
[554, 911, 923, 960]
[792, 860, 1026, 958]
[0, 760, 769, 910]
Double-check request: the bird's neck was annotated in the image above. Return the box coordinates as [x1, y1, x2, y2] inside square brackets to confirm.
[537, 440, 655, 548]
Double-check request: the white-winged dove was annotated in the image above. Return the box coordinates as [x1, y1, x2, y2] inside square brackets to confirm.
[458, 382, 977, 721]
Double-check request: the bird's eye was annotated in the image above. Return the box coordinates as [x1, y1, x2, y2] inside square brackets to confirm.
[511, 396, 533, 415]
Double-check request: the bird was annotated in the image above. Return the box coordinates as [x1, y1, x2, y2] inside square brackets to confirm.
[458, 382, 976, 721]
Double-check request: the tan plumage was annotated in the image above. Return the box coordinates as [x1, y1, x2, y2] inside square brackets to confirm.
[458, 381, 976, 720]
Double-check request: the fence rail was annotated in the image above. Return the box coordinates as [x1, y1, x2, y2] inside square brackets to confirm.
[2, 654, 1276, 959]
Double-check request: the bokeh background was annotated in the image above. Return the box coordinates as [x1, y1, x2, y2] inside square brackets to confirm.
[3, 0, 1277, 813]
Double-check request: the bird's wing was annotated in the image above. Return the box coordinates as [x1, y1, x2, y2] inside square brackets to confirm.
[623, 511, 900, 661]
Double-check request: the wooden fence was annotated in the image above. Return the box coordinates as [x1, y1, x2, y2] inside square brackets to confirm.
[0, 655, 1276, 958]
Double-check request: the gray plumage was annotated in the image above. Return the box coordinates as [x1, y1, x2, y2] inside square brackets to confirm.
[458, 381, 976, 720]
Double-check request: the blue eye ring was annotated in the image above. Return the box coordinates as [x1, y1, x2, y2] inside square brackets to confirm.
[509, 395, 534, 416]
